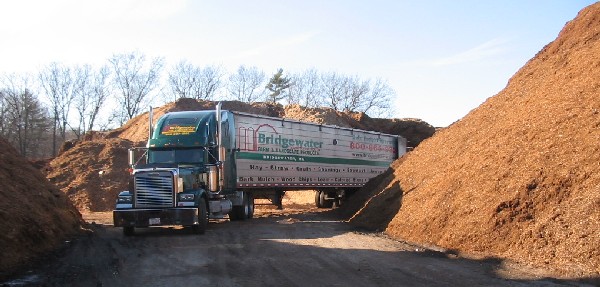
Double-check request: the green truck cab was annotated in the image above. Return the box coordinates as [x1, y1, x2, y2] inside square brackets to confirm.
[113, 107, 251, 236]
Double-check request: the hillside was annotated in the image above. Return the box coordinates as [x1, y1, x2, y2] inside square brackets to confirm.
[345, 2, 600, 277]
[0, 138, 82, 278]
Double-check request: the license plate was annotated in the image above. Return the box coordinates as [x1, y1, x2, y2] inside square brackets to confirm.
[149, 218, 161, 225]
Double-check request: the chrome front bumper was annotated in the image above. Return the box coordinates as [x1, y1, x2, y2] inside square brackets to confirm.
[113, 208, 199, 227]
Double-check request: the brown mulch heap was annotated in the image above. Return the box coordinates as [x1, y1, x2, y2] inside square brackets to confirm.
[345, 2, 600, 278]
[0, 137, 83, 278]
[47, 99, 434, 212]
[46, 138, 134, 212]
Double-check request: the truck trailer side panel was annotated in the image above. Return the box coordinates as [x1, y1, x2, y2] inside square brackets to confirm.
[233, 112, 406, 189]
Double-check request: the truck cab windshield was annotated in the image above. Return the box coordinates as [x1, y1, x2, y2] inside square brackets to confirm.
[148, 148, 205, 164]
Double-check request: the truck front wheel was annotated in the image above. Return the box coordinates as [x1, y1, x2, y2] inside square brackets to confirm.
[230, 192, 251, 221]
[193, 198, 209, 234]
[246, 192, 254, 219]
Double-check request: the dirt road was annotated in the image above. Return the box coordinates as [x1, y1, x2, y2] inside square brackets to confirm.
[2, 208, 591, 287]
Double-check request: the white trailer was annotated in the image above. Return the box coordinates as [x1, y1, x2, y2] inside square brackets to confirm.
[232, 112, 406, 208]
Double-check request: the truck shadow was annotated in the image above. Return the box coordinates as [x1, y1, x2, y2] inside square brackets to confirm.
[124, 215, 349, 239]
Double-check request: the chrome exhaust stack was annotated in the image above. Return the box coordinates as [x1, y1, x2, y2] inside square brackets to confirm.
[215, 102, 224, 192]
[148, 105, 153, 141]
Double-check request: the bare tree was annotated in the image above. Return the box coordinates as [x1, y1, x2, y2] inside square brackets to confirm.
[197, 65, 224, 100]
[0, 74, 51, 158]
[227, 65, 266, 102]
[109, 51, 164, 124]
[288, 69, 323, 108]
[320, 72, 393, 117]
[0, 89, 6, 137]
[167, 61, 199, 100]
[358, 78, 394, 117]
[167, 61, 223, 100]
[87, 65, 112, 131]
[69, 65, 91, 138]
[38, 63, 78, 156]
[321, 72, 350, 112]
[345, 76, 370, 112]
[71, 64, 111, 137]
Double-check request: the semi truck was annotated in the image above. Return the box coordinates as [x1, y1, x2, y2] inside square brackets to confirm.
[113, 103, 406, 235]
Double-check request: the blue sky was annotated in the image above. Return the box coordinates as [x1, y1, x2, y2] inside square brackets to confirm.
[0, 0, 596, 127]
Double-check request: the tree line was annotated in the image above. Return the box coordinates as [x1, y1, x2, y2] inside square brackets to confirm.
[0, 51, 396, 159]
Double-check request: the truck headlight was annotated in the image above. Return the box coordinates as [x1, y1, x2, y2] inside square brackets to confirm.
[116, 192, 133, 209]
[178, 193, 195, 201]
[117, 194, 133, 203]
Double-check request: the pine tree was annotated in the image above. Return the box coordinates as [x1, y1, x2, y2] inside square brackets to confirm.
[265, 68, 291, 103]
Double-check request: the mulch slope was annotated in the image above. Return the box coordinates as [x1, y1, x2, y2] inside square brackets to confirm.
[46, 137, 134, 212]
[0, 138, 82, 278]
[346, 2, 600, 277]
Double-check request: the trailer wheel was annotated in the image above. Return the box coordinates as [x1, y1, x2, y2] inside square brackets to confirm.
[316, 190, 334, 208]
[315, 190, 324, 208]
[194, 198, 208, 234]
[123, 226, 134, 236]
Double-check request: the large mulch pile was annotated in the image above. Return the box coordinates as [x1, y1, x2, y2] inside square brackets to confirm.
[46, 99, 435, 212]
[0, 138, 83, 278]
[46, 137, 134, 212]
[343, 2, 600, 278]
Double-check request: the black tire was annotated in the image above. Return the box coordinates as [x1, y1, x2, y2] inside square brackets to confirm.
[229, 192, 249, 221]
[123, 226, 134, 236]
[194, 198, 209, 234]
[315, 190, 324, 208]
[246, 192, 254, 219]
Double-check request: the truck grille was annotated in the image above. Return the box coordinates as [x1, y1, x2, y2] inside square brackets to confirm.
[134, 171, 175, 208]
